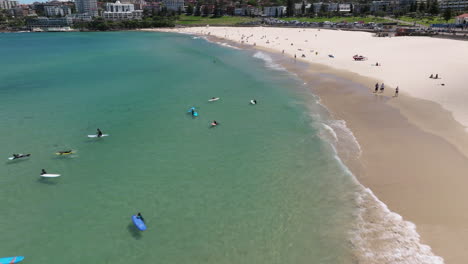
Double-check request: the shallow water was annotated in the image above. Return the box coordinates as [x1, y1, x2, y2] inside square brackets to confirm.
[0, 32, 362, 263]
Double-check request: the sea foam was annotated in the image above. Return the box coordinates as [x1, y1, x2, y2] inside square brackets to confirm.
[253, 51, 287, 72]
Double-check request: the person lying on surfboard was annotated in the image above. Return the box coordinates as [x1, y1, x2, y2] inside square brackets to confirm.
[97, 128, 103, 138]
[12, 154, 30, 159]
[137, 212, 145, 223]
[211, 120, 218, 127]
[41, 169, 47, 175]
[57, 150, 73, 155]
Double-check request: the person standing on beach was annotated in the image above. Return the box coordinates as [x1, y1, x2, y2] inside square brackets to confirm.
[380, 83, 385, 93]
[395, 86, 399, 97]
[374, 83, 379, 93]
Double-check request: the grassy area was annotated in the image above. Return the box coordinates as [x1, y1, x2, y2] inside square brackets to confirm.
[396, 16, 455, 26]
[280, 16, 393, 23]
[177, 15, 260, 25]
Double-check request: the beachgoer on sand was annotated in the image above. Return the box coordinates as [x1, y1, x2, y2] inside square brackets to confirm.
[374, 83, 379, 93]
[380, 83, 385, 93]
[430, 74, 433, 78]
[395, 86, 399, 97]
[435, 74, 439, 79]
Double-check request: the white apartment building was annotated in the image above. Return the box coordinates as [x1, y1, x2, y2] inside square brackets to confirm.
[263, 6, 286, 16]
[44, 5, 71, 17]
[75, 0, 98, 16]
[0, 0, 19, 9]
[162, 0, 184, 11]
[103, 1, 142, 20]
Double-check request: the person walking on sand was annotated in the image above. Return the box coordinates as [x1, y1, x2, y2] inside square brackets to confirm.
[394, 86, 399, 97]
[374, 83, 379, 93]
[429, 74, 434, 79]
[380, 83, 385, 93]
[435, 74, 439, 79]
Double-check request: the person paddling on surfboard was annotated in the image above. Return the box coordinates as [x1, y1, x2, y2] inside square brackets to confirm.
[97, 128, 103, 138]
[137, 212, 145, 223]
[211, 120, 218, 127]
[41, 169, 47, 175]
[12, 154, 19, 159]
[58, 150, 73, 155]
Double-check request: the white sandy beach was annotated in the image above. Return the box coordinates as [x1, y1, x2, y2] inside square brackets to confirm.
[144, 27, 468, 264]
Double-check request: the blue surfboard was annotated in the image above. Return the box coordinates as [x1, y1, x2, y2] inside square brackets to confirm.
[132, 215, 147, 231]
[0, 256, 25, 264]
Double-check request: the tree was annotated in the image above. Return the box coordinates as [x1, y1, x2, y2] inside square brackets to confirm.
[308, 3, 315, 17]
[286, 0, 294, 16]
[202, 5, 209, 16]
[409, 2, 417, 12]
[186, 4, 194, 15]
[247, 0, 257, 6]
[301, 1, 306, 16]
[212, 1, 220, 17]
[429, 0, 439, 15]
[418, 2, 426, 13]
[319, 3, 327, 16]
[194, 3, 201, 16]
[443, 7, 452, 22]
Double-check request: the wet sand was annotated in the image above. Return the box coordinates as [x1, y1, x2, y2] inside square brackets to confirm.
[287, 61, 468, 264]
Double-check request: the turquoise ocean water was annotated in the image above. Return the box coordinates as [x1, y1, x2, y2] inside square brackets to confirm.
[0, 32, 359, 263]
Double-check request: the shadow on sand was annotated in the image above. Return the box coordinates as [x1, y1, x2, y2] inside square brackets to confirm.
[127, 223, 142, 240]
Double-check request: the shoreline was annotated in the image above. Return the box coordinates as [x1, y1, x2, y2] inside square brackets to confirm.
[143, 27, 468, 263]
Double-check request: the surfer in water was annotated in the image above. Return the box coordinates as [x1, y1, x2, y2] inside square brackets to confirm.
[211, 120, 218, 127]
[41, 169, 47, 175]
[12, 154, 30, 159]
[191, 108, 196, 116]
[97, 128, 103, 138]
[58, 150, 73, 155]
[137, 212, 145, 223]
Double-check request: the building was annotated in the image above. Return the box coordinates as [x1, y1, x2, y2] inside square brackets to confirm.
[263, 6, 286, 16]
[103, 1, 142, 20]
[294, 2, 311, 14]
[455, 13, 468, 24]
[8, 5, 36, 16]
[0, 0, 19, 9]
[338, 3, 352, 12]
[439, 0, 468, 11]
[68, 13, 93, 22]
[370, 1, 390, 12]
[44, 5, 71, 17]
[162, 0, 184, 11]
[75, 0, 98, 16]
[27, 16, 73, 31]
[128, 0, 146, 10]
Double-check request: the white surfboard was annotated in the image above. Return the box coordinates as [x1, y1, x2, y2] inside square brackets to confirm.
[87, 134, 109, 138]
[41, 174, 61, 178]
[208, 97, 220, 102]
[250, 100, 256, 105]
